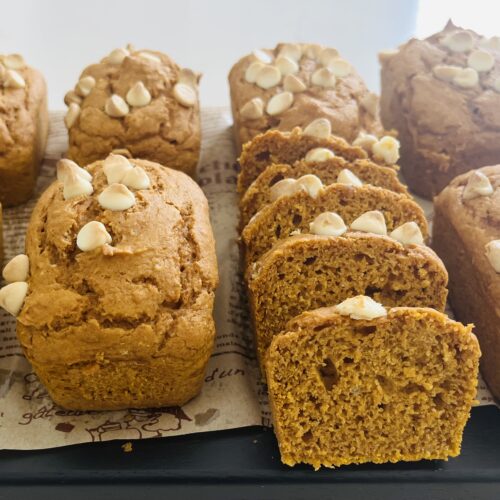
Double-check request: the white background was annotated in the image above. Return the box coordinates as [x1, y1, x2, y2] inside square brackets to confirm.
[0, 0, 498, 109]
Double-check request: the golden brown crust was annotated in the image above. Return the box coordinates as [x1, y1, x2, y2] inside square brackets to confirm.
[17, 159, 218, 410]
[0, 64, 48, 207]
[228, 43, 385, 152]
[265, 306, 480, 469]
[433, 165, 500, 398]
[239, 158, 409, 229]
[241, 184, 429, 265]
[66, 49, 200, 177]
[248, 233, 448, 374]
[380, 21, 500, 198]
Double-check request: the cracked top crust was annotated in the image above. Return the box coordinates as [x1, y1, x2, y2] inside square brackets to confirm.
[65, 48, 201, 177]
[228, 43, 386, 151]
[17, 159, 218, 366]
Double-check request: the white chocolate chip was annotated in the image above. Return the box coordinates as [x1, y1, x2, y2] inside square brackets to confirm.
[63, 170, 94, 200]
[326, 57, 351, 77]
[98, 183, 136, 211]
[304, 147, 335, 163]
[372, 136, 400, 165]
[335, 295, 387, 320]
[269, 178, 298, 201]
[173, 83, 196, 107]
[309, 212, 347, 236]
[4, 69, 25, 89]
[253, 49, 273, 64]
[275, 56, 299, 76]
[303, 118, 331, 139]
[122, 166, 151, 190]
[64, 90, 83, 106]
[283, 74, 307, 93]
[126, 81, 151, 107]
[269, 174, 323, 201]
[105, 94, 129, 117]
[463, 171, 494, 200]
[178, 68, 199, 88]
[245, 61, 265, 83]
[337, 169, 363, 187]
[240, 97, 264, 120]
[353, 132, 378, 153]
[296, 174, 324, 198]
[103, 154, 133, 184]
[4, 54, 25, 70]
[76, 75, 96, 97]
[64, 103, 81, 129]
[256, 65, 281, 89]
[389, 222, 424, 245]
[0, 282, 28, 317]
[485, 240, 500, 273]
[108, 47, 130, 64]
[360, 93, 378, 117]
[266, 91, 293, 115]
[467, 50, 494, 72]
[311, 67, 336, 88]
[452, 67, 479, 88]
[478, 36, 500, 51]
[378, 49, 399, 61]
[76, 221, 112, 252]
[278, 44, 302, 62]
[319, 47, 340, 67]
[441, 30, 474, 53]
[2, 254, 29, 283]
[433, 64, 462, 82]
[350, 210, 387, 235]
[57, 158, 92, 183]
[138, 52, 161, 63]
[304, 44, 323, 60]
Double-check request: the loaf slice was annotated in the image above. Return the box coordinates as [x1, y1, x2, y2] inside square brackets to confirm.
[266, 301, 480, 469]
[242, 183, 428, 265]
[248, 234, 448, 373]
[240, 157, 409, 228]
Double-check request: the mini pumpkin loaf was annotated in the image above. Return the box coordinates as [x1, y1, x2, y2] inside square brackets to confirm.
[241, 182, 428, 266]
[0, 53, 48, 207]
[228, 43, 386, 152]
[237, 124, 400, 195]
[380, 21, 500, 198]
[248, 233, 448, 373]
[433, 165, 500, 399]
[266, 297, 480, 469]
[64, 45, 201, 177]
[239, 157, 409, 229]
[0, 156, 218, 410]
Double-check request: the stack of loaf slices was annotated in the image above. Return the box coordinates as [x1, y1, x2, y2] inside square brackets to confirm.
[236, 119, 480, 470]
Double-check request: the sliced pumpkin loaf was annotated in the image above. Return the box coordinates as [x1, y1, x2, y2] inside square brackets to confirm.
[239, 157, 409, 229]
[266, 298, 480, 469]
[242, 182, 428, 266]
[248, 233, 448, 373]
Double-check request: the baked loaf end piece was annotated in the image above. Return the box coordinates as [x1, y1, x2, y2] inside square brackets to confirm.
[248, 234, 448, 373]
[380, 21, 500, 198]
[229, 43, 385, 152]
[0, 54, 48, 207]
[65, 45, 201, 178]
[266, 301, 480, 469]
[13, 158, 218, 410]
[433, 165, 500, 398]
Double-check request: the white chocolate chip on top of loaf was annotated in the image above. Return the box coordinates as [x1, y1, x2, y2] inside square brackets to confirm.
[319, 47, 340, 67]
[372, 136, 400, 165]
[57, 158, 92, 183]
[253, 49, 273, 64]
[468, 50, 494, 72]
[452, 67, 479, 88]
[353, 132, 378, 153]
[350, 210, 387, 235]
[76, 76, 96, 97]
[269, 178, 297, 201]
[240, 97, 264, 120]
[173, 83, 196, 107]
[98, 184, 136, 211]
[126, 81, 151, 107]
[62, 170, 94, 200]
[270, 174, 324, 201]
[303, 118, 331, 139]
[64, 90, 83, 106]
[309, 212, 347, 236]
[77, 221, 112, 252]
[122, 166, 151, 190]
[3, 53, 25, 70]
[283, 74, 307, 93]
[463, 171, 494, 200]
[266, 91, 293, 115]
[275, 56, 299, 76]
[335, 295, 387, 320]
[311, 67, 336, 88]
[64, 103, 81, 128]
[326, 57, 351, 77]
[2, 254, 29, 283]
[105, 94, 129, 117]
[278, 44, 302, 62]
[256, 65, 281, 90]
[485, 240, 500, 273]
[337, 169, 363, 187]
[389, 222, 424, 245]
[4, 69, 25, 89]
[433, 65, 462, 82]
[245, 62, 265, 83]
[178, 68, 199, 88]
[0, 282, 28, 317]
[103, 154, 133, 184]
[107, 47, 130, 64]
[441, 30, 474, 53]
[137, 52, 161, 63]
[305, 147, 335, 163]
[304, 44, 323, 60]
